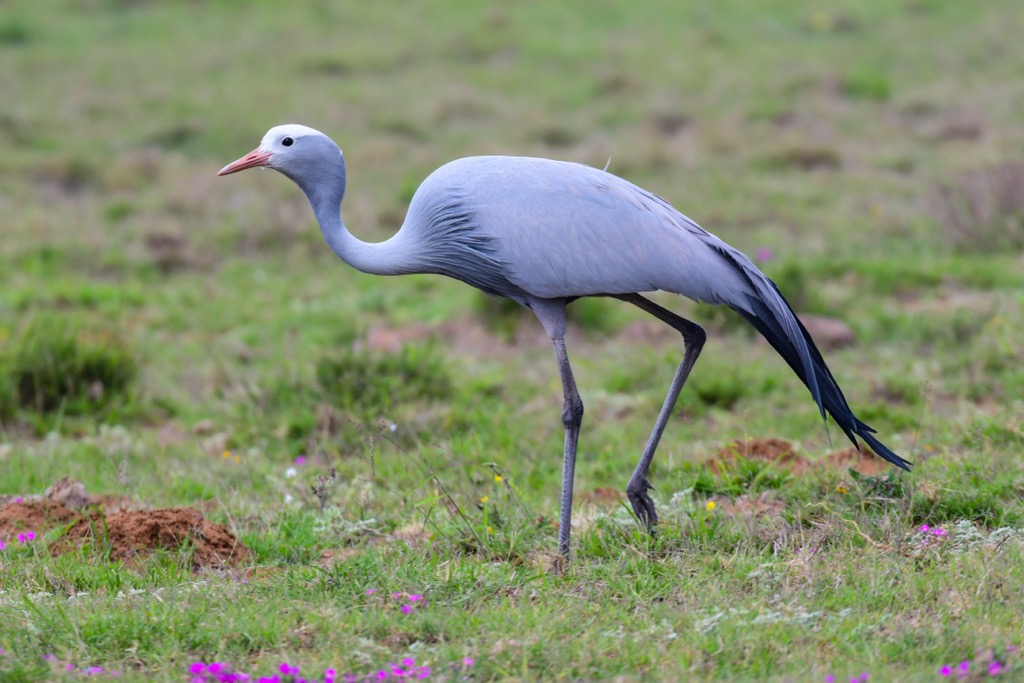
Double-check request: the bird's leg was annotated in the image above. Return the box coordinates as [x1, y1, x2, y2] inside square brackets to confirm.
[615, 294, 706, 533]
[551, 335, 584, 557]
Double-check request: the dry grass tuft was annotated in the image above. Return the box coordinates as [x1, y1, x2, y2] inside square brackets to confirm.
[934, 162, 1024, 252]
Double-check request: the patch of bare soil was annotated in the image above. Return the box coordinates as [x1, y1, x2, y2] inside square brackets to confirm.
[1, 478, 249, 569]
[61, 507, 249, 568]
[705, 437, 894, 477]
[824, 446, 891, 476]
[0, 499, 81, 533]
[708, 438, 809, 474]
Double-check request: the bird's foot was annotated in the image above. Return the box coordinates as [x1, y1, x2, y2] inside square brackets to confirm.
[626, 478, 658, 535]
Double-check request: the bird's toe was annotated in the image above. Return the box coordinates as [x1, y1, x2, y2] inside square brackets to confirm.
[626, 479, 659, 534]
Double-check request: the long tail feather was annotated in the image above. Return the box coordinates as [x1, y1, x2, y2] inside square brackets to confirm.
[716, 251, 911, 471]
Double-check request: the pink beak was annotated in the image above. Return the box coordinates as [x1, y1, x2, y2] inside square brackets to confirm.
[217, 148, 273, 176]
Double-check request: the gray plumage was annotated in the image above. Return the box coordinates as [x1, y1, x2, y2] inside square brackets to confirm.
[220, 123, 911, 557]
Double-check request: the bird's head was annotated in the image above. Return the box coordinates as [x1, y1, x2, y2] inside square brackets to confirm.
[218, 125, 346, 200]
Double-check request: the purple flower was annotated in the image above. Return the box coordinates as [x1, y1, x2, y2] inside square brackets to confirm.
[280, 663, 299, 676]
[401, 658, 416, 667]
[959, 661, 970, 673]
[295, 455, 307, 466]
[755, 247, 774, 262]
[408, 595, 423, 603]
[0, 541, 5, 551]
[365, 588, 377, 595]
[414, 668, 430, 680]
[919, 524, 930, 533]
[65, 663, 75, 672]
[1009, 645, 1016, 653]
[400, 604, 413, 614]
[17, 531, 35, 543]
[940, 665, 952, 676]
[343, 674, 357, 683]
[462, 658, 474, 667]
[83, 666, 105, 676]
[376, 671, 389, 681]
[14, 497, 23, 503]
[988, 661, 1002, 675]
[190, 662, 207, 674]
[825, 676, 835, 683]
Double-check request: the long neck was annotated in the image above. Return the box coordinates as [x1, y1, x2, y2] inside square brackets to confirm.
[298, 161, 417, 277]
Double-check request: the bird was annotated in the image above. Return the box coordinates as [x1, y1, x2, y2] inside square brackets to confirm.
[219, 124, 911, 557]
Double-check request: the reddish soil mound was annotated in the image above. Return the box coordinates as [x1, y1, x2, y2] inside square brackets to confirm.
[708, 438, 810, 473]
[705, 437, 896, 477]
[1, 500, 249, 569]
[0, 499, 81, 534]
[62, 507, 250, 568]
[825, 446, 891, 476]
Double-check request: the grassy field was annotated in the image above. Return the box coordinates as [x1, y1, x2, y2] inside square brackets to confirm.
[2, 0, 1024, 680]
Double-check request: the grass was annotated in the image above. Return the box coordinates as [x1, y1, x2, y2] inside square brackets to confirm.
[2, 0, 1024, 680]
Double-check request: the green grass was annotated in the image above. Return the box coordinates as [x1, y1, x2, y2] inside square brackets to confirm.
[2, 0, 1024, 680]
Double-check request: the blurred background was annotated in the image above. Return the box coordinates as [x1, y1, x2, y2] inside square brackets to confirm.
[1, 0, 1023, 504]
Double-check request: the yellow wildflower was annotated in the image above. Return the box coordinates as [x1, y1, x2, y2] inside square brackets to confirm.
[706, 500, 716, 511]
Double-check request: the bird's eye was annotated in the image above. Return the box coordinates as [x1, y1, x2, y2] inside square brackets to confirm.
[281, 137, 294, 147]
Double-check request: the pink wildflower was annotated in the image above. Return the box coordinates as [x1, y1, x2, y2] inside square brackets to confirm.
[190, 662, 207, 674]
[279, 663, 299, 676]
[988, 661, 1002, 675]
[919, 525, 930, 533]
[826, 676, 835, 683]
[462, 658, 475, 667]
[295, 455, 307, 466]
[365, 588, 377, 595]
[940, 665, 952, 676]
[400, 604, 413, 614]
[959, 661, 970, 673]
